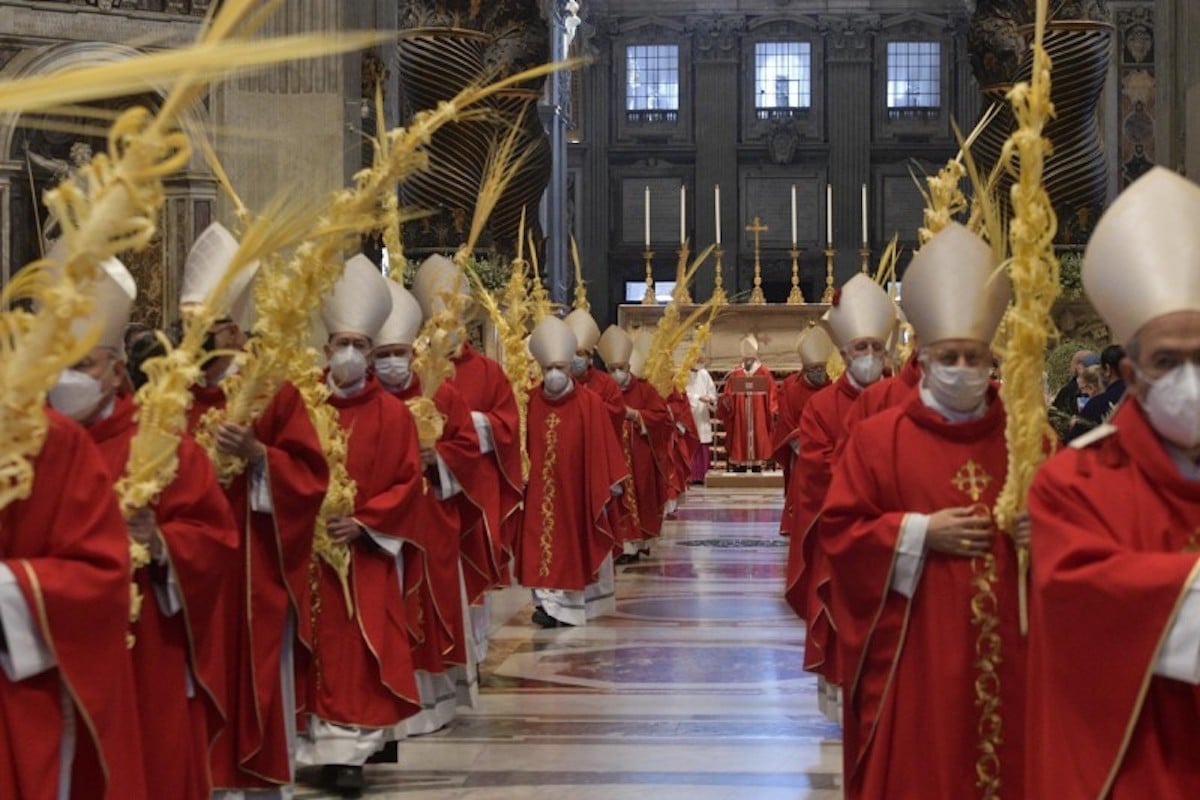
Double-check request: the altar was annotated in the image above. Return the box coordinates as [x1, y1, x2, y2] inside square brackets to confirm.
[617, 301, 831, 373]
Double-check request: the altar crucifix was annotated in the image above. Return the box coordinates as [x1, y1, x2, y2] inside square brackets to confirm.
[745, 216, 768, 305]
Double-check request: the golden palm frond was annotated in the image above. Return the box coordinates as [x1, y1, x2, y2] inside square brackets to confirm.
[994, 0, 1060, 637]
[645, 244, 715, 396]
[570, 234, 589, 312]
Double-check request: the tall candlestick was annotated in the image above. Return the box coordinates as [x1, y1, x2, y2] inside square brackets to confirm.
[861, 183, 868, 246]
[714, 184, 721, 245]
[826, 183, 833, 248]
[679, 184, 686, 245]
[790, 184, 798, 246]
[644, 185, 650, 249]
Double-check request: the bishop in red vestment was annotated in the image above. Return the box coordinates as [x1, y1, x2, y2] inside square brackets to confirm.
[1026, 169, 1200, 799]
[820, 224, 1020, 798]
[665, 388, 700, 508]
[180, 223, 330, 794]
[374, 279, 484, 733]
[295, 256, 422, 789]
[413, 256, 523, 604]
[773, 326, 835, 521]
[70, 254, 239, 800]
[517, 317, 630, 628]
[782, 275, 895, 698]
[718, 334, 778, 468]
[598, 325, 673, 561]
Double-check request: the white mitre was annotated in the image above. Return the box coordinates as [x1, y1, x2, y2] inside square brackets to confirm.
[529, 316, 578, 368]
[824, 273, 896, 349]
[320, 254, 393, 341]
[1083, 167, 1200, 343]
[901, 223, 1010, 345]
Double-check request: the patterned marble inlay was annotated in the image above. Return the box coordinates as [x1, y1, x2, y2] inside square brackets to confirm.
[299, 487, 840, 799]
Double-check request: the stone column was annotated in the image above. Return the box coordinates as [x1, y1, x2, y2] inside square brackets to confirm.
[0, 174, 10, 286]
[687, 14, 744, 300]
[575, 20, 614, 323]
[821, 15, 878, 280]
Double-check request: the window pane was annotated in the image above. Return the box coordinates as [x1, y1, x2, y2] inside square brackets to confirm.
[626, 44, 680, 118]
[886, 41, 941, 110]
[754, 41, 812, 117]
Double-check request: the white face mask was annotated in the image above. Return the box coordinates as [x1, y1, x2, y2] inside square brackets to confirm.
[374, 354, 411, 388]
[848, 353, 885, 386]
[570, 355, 589, 377]
[544, 368, 570, 396]
[329, 346, 368, 388]
[612, 368, 631, 389]
[48, 368, 105, 422]
[924, 362, 991, 413]
[1139, 363, 1200, 449]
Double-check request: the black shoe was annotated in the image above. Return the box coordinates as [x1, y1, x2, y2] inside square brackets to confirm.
[614, 552, 639, 566]
[639, 547, 651, 558]
[366, 740, 398, 764]
[532, 607, 559, 629]
[333, 765, 364, 798]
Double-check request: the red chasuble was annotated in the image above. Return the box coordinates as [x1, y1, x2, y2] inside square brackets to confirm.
[576, 366, 626, 436]
[188, 381, 329, 789]
[0, 410, 147, 800]
[90, 396, 239, 800]
[770, 373, 831, 501]
[838, 355, 922, 451]
[717, 363, 778, 465]
[782, 374, 861, 681]
[821, 391, 1025, 799]
[515, 385, 629, 589]
[615, 377, 674, 544]
[665, 389, 700, 501]
[307, 380, 422, 728]
[446, 343, 523, 596]
[1027, 400, 1200, 799]
[390, 377, 482, 671]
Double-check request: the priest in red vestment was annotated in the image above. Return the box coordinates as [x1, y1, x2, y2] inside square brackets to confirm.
[517, 317, 629, 628]
[774, 326, 834, 531]
[820, 223, 1024, 798]
[1026, 168, 1200, 799]
[664, 387, 700, 516]
[413, 255, 522, 664]
[293, 255, 422, 794]
[181, 223, 330, 797]
[598, 325, 673, 564]
[72, 258, 239, 800]
[373, 279, 484, 734]
[783, 275, 895, 719]
[718, 334, 778, 470]
[1, 268, 148, 800]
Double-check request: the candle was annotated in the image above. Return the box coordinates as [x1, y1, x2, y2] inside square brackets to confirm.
[826, 183, 833, 248]
[644, 185, 650, 248]
[679, 184, 686, 245]
[861, 183, 868, 246]
[714, 185, 721, 245]
[790, 184, 798, 247]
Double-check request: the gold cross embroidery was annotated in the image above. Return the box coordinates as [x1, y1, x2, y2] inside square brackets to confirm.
[952, 459, 993, 503]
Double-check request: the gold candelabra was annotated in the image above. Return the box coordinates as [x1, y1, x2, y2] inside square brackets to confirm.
[786, 247, 805, 305]
[674, 240, 693, 304]
[821, 248, 836, 303]
[641, 249, 656, 305]
[745, 216, 768, 305]
[712, 245, 727, 305]
[859, 246, 871, 274]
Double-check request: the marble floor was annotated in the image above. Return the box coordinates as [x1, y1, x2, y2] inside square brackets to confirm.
[299, 487, 842, 799]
